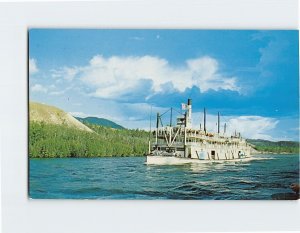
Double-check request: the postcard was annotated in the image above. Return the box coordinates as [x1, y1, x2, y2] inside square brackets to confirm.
[28, 29, 299, 200]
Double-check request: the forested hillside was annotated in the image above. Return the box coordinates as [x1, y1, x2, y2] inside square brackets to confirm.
[247, 139, 299, 154]
[75, 117, 124, 129]
[29, 121, 149, 158]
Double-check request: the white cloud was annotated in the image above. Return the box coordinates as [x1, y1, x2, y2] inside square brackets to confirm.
[48, 84, 77, 96]
[69, 105, 279, 139]
[53, 55, 240, 101]
[251, 31, 287, 80]
[67, 97, 282, 140]
[85, 55, 240, 99]
[191, 112, 278, 140]
[51, 67, 79, 81]
[29, 58, 38, 74]
[31, 84, 47, 93]
[226, 116, 279, 140]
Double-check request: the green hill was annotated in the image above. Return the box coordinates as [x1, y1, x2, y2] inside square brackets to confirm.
[75, 116, 124, 129]
[29, 102, 148, 158]
[247, 139, 299, 154]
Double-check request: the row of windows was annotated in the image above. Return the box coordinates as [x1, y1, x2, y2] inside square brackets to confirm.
[157, 137, 242, 145]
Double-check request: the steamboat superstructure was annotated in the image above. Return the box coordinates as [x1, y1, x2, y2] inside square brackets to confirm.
[146, 99, 251, 165]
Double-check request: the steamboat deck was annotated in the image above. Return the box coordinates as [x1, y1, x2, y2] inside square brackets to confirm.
[146, 99, 251, 165]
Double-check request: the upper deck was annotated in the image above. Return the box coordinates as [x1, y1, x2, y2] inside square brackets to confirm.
[150, 98, 250, 158]
[155, 126, 246, 145]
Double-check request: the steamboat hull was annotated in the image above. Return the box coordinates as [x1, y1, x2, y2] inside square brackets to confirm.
[146, 155, 250, 165]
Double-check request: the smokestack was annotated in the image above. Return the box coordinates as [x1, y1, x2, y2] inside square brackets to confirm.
[185, 98, 192, 128]
[224, 123, 227, 134]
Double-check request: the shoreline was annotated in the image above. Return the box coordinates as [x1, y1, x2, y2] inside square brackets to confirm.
[29, 155, 146, 159]
[29, 152, 299, 159]
[252, 151, 299, 155]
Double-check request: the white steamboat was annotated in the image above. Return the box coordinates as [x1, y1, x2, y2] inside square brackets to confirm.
[146, 99, 251, 165]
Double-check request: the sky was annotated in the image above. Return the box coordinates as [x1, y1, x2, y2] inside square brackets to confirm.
[29, 29, 299, 141]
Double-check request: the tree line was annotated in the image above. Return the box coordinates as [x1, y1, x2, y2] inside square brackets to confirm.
[29, 121, 149, 158]
[251, 145, 299, 154]
[29, 121, 299, 158]
[247, 139, 299, 154]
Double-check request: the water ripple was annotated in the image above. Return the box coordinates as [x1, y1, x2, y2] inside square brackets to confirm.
[29, 154, 299, 200]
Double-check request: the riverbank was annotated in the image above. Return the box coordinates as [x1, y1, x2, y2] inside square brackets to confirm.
[29, 121, 299, 158]
[29, 121, 148, 158]
[247, 139, 299, 155]
[253, 151, 299, 155]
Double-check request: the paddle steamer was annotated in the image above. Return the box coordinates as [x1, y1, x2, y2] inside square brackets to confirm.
[146, 99, 251, 165]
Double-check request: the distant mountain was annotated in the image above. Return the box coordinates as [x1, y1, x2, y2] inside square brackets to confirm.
[247, 139, 299, 154]
[29, 102, 149, 158]
[75, 117, 125, 129]
[247, 139, 299, 147]
[29, 102, 93, 132]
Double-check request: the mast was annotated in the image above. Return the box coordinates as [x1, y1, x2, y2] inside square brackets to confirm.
[170, 107, 173, 127]
[204, 108, 206, 133]
[184, 99, 192, 157]
[184, 112, 187, 158]
[217, 112, 220, 134]
[156, 113, 159, 145]
[148, 105, 152, 153]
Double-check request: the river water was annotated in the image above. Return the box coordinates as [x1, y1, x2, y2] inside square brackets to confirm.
[29, 154, 299, 200]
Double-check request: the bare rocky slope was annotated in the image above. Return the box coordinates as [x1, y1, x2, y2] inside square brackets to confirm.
[29, 102, 93, 132]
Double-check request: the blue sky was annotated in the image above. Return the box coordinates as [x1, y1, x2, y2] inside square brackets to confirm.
[29, 29, 299, 141]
